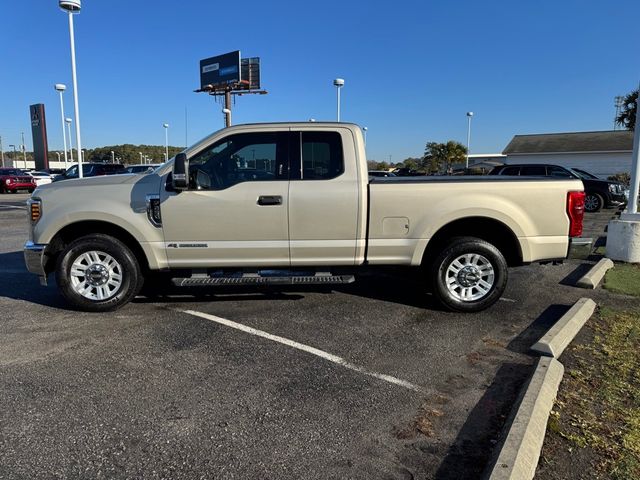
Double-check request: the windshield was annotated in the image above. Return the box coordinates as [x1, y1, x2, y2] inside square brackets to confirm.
[1, 169, 25, 176]
[570, 168, 599, 180]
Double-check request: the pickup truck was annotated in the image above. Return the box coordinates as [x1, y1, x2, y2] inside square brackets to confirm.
[24, 122, 587, 313]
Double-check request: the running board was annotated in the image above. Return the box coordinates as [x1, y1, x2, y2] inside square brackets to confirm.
[171, 274, 355, 287]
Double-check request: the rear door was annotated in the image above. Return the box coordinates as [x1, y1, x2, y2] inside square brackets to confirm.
[287, 129, 360, 266]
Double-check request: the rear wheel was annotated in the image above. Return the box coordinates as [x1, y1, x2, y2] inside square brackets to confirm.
[430, 237, 508, 312]
[55, 234, 142, 311]
[584, 193, 603, 212]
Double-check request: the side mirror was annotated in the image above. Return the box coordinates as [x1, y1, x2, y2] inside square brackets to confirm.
[172, 153, 189, 190]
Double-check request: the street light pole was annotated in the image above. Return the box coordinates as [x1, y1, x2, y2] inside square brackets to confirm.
[333, 78, 344, 121]
[65, 118, 74, 162]
[55, 152, 61, 164]
[60, 0, 83, 178]
[0, 135, 4, 167]
[466, 112, 474, 171]
[55, 84, 69, 169]
[363, 126, 368, 147]
[21, 132, 27, 169]
[139, 152, 143, 164]
[163, 123, 169, 161]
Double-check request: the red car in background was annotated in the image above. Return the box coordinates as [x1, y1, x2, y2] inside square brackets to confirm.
[0, 168, 37, 193]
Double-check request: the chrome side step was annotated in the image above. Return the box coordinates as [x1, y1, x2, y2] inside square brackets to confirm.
[171, 274, 355, 287]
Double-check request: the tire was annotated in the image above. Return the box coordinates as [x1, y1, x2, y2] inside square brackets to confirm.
[27, 188, 34, 194]
[55, 234, 142, 312]
[584, 193, 603, 212]
[430, 237, 508, 313]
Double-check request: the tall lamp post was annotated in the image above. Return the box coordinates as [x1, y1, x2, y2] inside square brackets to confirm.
[54, 84, 69, 169]
[163, 123, 169, 161]
[362, 126, 368, 146]
[465, 111, 474, 171]
[65, 117, 74, 162]
[59, 0, 84, 178]
[333, 78, 344, 121]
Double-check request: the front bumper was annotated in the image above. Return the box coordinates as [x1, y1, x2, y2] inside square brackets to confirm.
[24, 241, 48, 284]
[6, 182, 35, 191]
[567, 237, 593, 260]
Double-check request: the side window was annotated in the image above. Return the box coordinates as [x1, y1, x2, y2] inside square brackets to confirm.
[548, 166, 572, 178]
[501, 166, 521, 176]
[297, 131, 344, 180]
[521, 165, 546, 176]
[188, 132, 288, 190]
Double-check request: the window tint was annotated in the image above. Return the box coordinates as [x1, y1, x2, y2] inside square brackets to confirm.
[521, 165, 546, 176]
[501, 166, 521, 175]
[299, 132, 344, 180]
[188, 132, 288, 190]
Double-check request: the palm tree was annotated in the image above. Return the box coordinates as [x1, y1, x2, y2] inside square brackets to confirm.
[616, 89, 638, 131]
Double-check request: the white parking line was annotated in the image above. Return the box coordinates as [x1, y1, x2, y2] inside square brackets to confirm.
[180, 309, 427, 394]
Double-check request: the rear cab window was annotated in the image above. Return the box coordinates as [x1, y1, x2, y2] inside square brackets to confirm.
[290, 131, 344, 180]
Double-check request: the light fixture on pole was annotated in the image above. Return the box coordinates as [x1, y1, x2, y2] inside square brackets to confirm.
[65, 117, 74, 162]
[333, 78, 345, 121]
[54, 83, 69, 169]
[465, 112, 474, 171]
[59, 0, 84, 178]
[362, 126, 368, 146]
[222, 109, 231, 127]
[163, 123, 169, 161]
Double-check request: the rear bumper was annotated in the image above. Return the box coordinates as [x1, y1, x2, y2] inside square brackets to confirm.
[567, 237, 593, 260]
[24, 241, 48, 283]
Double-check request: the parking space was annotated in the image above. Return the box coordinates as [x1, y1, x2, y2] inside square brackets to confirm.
[0, 194, 619, 479]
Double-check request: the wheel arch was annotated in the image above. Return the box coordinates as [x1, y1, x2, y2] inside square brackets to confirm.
[421, 216, 523, 267]
[44, 220, 150, 275]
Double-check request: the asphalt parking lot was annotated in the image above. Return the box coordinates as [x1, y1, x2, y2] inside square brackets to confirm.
[0, 193, 622, 479]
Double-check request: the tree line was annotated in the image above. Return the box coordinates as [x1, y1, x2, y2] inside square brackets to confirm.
[369, 140, 468, 174]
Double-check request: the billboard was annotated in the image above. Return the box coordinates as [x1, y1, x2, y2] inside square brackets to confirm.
[241, 57, 261, 90]
[200, 50, 241, 89]
[30, 104, 49, 170]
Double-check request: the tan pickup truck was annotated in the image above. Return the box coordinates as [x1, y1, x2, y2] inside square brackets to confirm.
[24, 122, 588, 312]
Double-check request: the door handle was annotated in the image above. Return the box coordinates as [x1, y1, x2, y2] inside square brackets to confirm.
[257, 195, 283, 206]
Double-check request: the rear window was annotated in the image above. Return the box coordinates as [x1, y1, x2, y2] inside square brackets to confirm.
[500, 166, 521, 175]
[299, 132, 344, 180]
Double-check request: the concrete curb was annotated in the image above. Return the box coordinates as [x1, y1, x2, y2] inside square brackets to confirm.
[531, 298, 596, 358]
[576, 258, 614, 289]
[484, 357, 564, 480]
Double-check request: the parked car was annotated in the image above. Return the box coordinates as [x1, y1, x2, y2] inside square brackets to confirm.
[25, 122, 587, 313]
[0, 168, 36, 193]
[52, 163, 125, 182]
[391, 167, 425, 176]
[123, 164, 161, 174]
[368, 170, 397, 177]
[27, 171, 54, 187]
[488, 164, 626, 212]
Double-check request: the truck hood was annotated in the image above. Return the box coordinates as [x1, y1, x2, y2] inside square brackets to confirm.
[36, 173, 138, 192]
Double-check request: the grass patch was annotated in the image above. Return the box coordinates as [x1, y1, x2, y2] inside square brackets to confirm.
[594, 245, 606, 256]
[604, 263, 640, 297]
[548, 308, 640, 479]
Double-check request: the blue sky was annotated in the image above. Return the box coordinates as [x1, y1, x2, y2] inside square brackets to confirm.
[0, 0, 638, 162]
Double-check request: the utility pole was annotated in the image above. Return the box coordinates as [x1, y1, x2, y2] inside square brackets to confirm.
[0, 135, 4, 167]
[21, 132, 27, 169]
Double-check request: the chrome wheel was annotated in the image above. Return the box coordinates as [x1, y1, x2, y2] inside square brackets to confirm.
[445, 253, 495, 302]
[70, 250, 123, 301]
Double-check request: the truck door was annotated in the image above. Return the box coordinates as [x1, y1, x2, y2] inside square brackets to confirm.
[159, 130, 291, 267]
[287, 129, 361, 266]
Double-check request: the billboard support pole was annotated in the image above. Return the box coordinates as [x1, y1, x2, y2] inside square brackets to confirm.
[224, 88, 232, 127]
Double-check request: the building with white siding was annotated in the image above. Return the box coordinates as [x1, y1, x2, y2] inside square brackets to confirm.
[502, 130, 633, 179]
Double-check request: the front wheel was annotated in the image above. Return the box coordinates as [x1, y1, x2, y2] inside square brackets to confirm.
[55, 234, 142, 312]
[430, 237, 508, 312]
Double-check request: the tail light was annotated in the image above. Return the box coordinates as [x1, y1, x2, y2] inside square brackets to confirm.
[567, 191, 585, 237]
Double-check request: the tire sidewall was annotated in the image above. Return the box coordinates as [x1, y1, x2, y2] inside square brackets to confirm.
[56, 234, 141, 312]
[432, 238, 508, 312]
